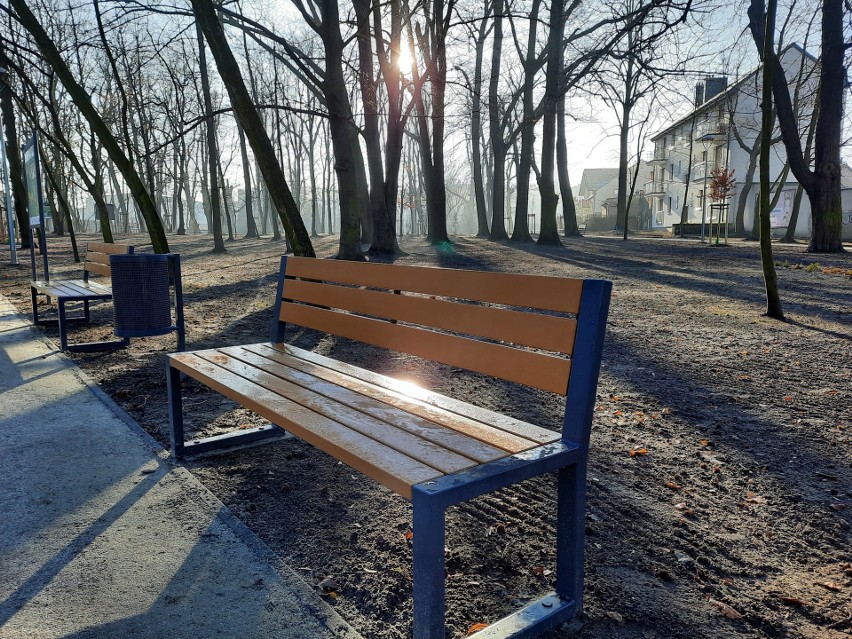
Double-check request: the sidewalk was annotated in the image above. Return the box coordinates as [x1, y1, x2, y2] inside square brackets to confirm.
[0, 294, 362, 639]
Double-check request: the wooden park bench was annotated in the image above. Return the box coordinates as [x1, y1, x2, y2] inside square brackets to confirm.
[167, 256, 612, 639]
[31, 241, 134, 351]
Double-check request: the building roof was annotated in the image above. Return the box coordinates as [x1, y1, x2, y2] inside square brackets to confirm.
[651, 43, 816, 142]
[579, 168, 620, 193]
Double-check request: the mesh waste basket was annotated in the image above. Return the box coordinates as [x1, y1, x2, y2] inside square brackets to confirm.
[109, 253, 185, 350]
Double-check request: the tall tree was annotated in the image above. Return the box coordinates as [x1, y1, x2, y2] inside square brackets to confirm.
[756, 0, 783, 319]
[9, 0, 169, 253]
[748, 0, 846, 252]
[191, 0, 315, 256]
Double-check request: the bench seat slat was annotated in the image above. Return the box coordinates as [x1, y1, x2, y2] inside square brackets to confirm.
[30, 280, 112, 301]
[284, 279, 577, 355]
[170, 353, 444, 498]
[285, 256, 584, 314]
[221, 346, 516, 462]
[32, 279, 112, 300]
[193, 349, 481, 475]
[67, 279, 112, 295]
[280, 303, 572, 394]
[249, 343, 561, 446]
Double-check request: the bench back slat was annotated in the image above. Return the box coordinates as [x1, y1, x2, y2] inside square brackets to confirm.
[83, 242, 134, 278]
[281, 301, 572, 394]
[275, 256, 592, 395]
[284, 256, 583, 314]
[283, 278, 577, 354]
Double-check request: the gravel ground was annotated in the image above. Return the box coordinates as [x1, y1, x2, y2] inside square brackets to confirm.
[2, 231, 850, 639]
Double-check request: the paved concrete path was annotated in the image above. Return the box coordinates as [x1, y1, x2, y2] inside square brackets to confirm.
[0, 294, 361, 639]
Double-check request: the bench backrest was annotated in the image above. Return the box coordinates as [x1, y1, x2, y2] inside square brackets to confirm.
[273, 257, 611, 446]
[83, 242, 134, 281]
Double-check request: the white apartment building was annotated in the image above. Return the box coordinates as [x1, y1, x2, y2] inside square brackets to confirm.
[647, 44, 832, 238]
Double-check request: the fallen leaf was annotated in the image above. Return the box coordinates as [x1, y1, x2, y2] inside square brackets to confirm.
[816, 581, 842, 592]
[778, 595, 808, 606]
[613, 410, 623, 416]
[699, 439, 710, 446]
[783, 396, 793, 402]
[708, 598, 743, 619]
[629, 447, 648, 457]
[467, 622, 489, 635]
[532, 566, 545, 575]
[736, 374, 751, 381]
[404, 530, 413, 541]
[317, 577, 340, 593]
[606, 611, 624, 624]
[661, 407, 672, 415]
[665, 482, 682, 490]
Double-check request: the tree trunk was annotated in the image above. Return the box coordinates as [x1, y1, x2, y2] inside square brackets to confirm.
[615, 46, 634, 239]
[470, 15, 490, 237]
[237, 122, 259, 238]
[757, 0, 783, 319]
[487, 0, 508, 241]
[558, 93, 579, 237]
[0, 72, 31, 249]
[538, 0, 565, 245]
[195, 19, 226, 253]
[193, 0, 313, 255]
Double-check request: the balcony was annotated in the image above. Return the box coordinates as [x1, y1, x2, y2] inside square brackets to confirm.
[691, 161, 720, 182]
[694, 119, 729, 140]
[643, 179, 667, 195]
[649, 147, 668, 164]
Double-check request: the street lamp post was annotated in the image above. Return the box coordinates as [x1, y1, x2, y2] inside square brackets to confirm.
[0, 67, 17, 265]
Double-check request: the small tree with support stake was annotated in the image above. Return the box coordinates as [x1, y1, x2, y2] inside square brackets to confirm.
[710, 167, 737, 245]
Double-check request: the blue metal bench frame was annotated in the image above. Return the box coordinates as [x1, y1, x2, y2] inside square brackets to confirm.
[411, 279, 610, 639]
[167, 258, 611, 639]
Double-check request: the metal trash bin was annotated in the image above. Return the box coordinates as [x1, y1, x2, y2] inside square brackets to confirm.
[109, 253, 185, 350]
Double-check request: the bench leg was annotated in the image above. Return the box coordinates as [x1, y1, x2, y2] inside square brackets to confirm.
[556, 461, 586, 608]
[57, 300, 69, 351]
[412, 492, 446, 639]
[83, 299, 90, 322]
[30, 287, 41, 325]
[168, 363, 185, 458]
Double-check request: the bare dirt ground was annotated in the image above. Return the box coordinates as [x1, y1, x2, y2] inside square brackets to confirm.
[2, 231, 850, 639]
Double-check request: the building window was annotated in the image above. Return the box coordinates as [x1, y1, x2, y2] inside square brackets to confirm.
[668, 195, 672, 212]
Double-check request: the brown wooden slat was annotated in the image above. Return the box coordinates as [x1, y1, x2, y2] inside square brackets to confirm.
[54, 281, 104, 297]
[248, 343, 561, 446]
[85, 252, 112, 267]
[31, 280, 87, 298]
[84, 261, 111, 277]
[280, 303, 571, 394]
[87, 242, 132, 255]
[169, 353, 442, 498]
[285, 256, 583, 314]
[195, 350, 479, 474]
[33, 278, 112, 300]
[68, 279, 112, 295]
[220, 345, 514, 461]
[284, 279, 576, 355]
[261, 343, 561, 444]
